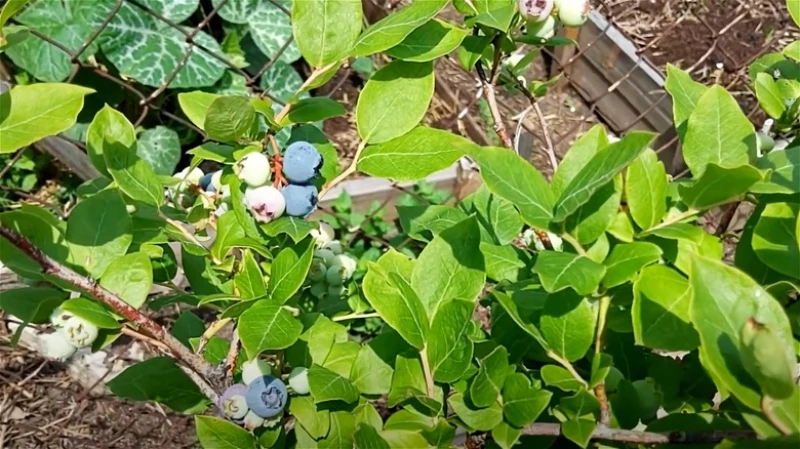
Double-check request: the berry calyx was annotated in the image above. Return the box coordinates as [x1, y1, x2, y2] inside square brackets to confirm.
[61, 316, 99, 348]
[520, 0, 554, 23]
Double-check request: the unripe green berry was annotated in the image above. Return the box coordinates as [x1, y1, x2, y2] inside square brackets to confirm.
[325, 265, 345, 286]
[310, 282, 327, 299]
[242, 410, 265, 430]
[314, 248, 337, 266]
[242, 359, 272, 385]
[288, 367, 310, 395]
[756, 131, 775, 154]
[556, 0, 589, 27]
[61, 316, 99, 348]
[327, 284, 345, 298]
[308, 260, 327, 282]
[41, 332, 78, 361]
[322, 240, 343, 255]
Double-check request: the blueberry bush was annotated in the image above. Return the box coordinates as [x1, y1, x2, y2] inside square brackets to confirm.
[1, 0, 799, 448]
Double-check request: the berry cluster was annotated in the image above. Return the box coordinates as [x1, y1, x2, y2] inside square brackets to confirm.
[520, 0, 589, 39]
[307, 222, 357, 300]
[39, 307, 100, 361]
[219, 359, 311, 431]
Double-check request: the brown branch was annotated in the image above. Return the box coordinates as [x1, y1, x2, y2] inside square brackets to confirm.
[476, 60, 513, 149]
[521, 423, 757, 445]
[594, 295, 612, 426]
[0, 224, 220, 390]
[225, 329, 240, 377]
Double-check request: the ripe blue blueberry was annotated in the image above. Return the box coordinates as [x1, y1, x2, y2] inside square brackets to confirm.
[281, 184, 318, 217]
[245, 375, 288, 418]
[199, 172, 214, 191]
[282, 141, 322, 184]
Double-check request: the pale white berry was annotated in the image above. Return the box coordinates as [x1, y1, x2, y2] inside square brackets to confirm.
[61, 316, 99, 348]
[242, 410, 265, 430]
[173, 167, 204, 193]
[331, 254, 357, 280]
[555, 0, 590, 27]
[211, 170, 223, 191]
[528, 15, 557, 39]
[322, 240, 343, 255]
[41, 332, 78, 361]
[235, 152, 271, 187]
[520, 0, 554, 23]
[49, 307, 74, 327]
[288, 367, 310, 395]
[223, 395, 249, 420]
[242, 359, 273, 385]
[310, 222, 335, 248]
[244, 186, 285, 223]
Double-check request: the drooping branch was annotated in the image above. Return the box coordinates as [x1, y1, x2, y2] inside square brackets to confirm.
[521, 423, 757, 445]
[0, 224, 220, 391]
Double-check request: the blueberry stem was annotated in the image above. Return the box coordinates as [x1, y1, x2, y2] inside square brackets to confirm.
[318, 140, 367, 200]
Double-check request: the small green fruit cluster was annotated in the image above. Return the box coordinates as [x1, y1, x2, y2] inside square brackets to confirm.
[307, 222, 357, 300]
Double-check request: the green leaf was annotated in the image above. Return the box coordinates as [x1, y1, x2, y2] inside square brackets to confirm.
[541, 365, 584, 392]
[491, 421, 521, 449]
[352, 0, 448, 56]
[755, 72, 786, 119]
[286, 315, 348, 368]
[752, 202, 800, 279]
[491, 291, 548, 347]
[626, 149, 668, 230]
[448, 393, 503, 432]
[268, 238, 315, 304]
[790, 0, 800, 27]
[238, 300, 303, 358]
[0, 83, 94, 154]
[356, 60, 435, 144]
[460, 184, 523, 245]
[108, 357, 209, 413]
[397, 205, 469, 241]
[678, 164, 762, 209]
[308, 364, 359, 404]
[458, 35, 492, 70]
[540, 290, 596, 362]
[259, 60, 304, 103]
[411, 216, 485, 316]
[60, 298, 120, 329]
[363, 250, 429, 349]
[471, 146, 555, 228]
[318, 411, 356, 449]
[289, 396, 330, 440]
[554, 131, 655, 221]
[262, 216, 316, 244]
[752, 147, 800, 194]
[0, 287, 65, 324]
[502, 372, 552, 427]
[740, 319, 796, 400]
[690, 255, 794, 410]
[683, 86, 755, 177]
[99, 252, 153, 309]
[561, 419, 596, 448]
[387, 352, 442, 410]
[380, 430, 431, 448]
[103, 140, 163, 208]
[533, 252, 605, 296]
[0, 0, 29, 32]
[426, 298, 474, 383]
[0, 209, 69, 281]
[350, 341, 394, 395]
[481, 242, 526, 283]
[86, 105, 136, 177]
[136, 126, 181, 176]
[100, 2, 225, 87]
[664, 64, 708, 141]
[386, 19, 469, 62]
[470, 346, 510, 407]
[211, 210, 246, 262]
[204, 96, 256, 143]
[323, 341, 360, 378]
[358, 126, 477, 181]
[560, 389, 601, 419]
[632, 264, 699, 351]
[177, 91, 219, 131]
[235, 251, 267, 300]
[280, 97, 346, 126]
[292, 0, 362, 68]
[5, 1, 105, 82]
[195, 416, 257, 449]
[602, 242, 662, 288]
[354, 424, 389, 449]
[471, 0, 516, 32]
[66, 188, 132, 279]
[171, 311, 204, 347]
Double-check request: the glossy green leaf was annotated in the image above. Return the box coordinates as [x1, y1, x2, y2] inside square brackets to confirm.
[682, 86, 755, 176]
[352, 0, 448, 57]
[353, 424, 390, 449]
[286, 315, 348, 368]
[135, 126, 181, 176]
[664, 64, 707, 141]
[541, 365, 584, 392]
[60, 298, 120, 329]
[103, 139, 163, 208]
[470, 146, 555, 228]
[755, 72, 786, 119]
[491, 291, 548, 347]
[411, 216, 485, 316]
[752, 147, 800, 194]
[470, 346, 510, 407]
[292, 0, 362, 68]
[426, 298, 474, 383]
[322, 341, 360, 378]
[540, 290, 596, 362]
[359, 126, 477, 181]
[561, 419, 596, 448]
[397, 205, 469, 241]
[502, 372, 552, 427]
[460, 184, 523, 245]
[458, 35, 492, 70]
[626, 149, 668, 230]
[235, 251, 266, 300]
[387, 352, 442, 410]
[752, 202, 800, 279]
[238, 300, 303, 358]
[66, 189, 132, 279]
[678, 164, 762, 209]
[554, 131, 655, 221]
[350, 341, 394, 395]
[0, 209, 69, 281]
[448, 393, 503, 432]
[602, 242, 662, 288]
[632, 264, 699, 351]
[108, 357, 209, 413]
[533, 251, 605, 296]
[0, 0, 28, 32]
[177, 91, 219, 131]
[99, 252, 153, 309]
[195, 416, 256, 449]
[471, 0, 516, 31]
[363, 249, 429, 349]
[204, 96, 256, 143]
[85, 106, 134, 177]
[0, 287, 65, 324]
[262, 216, 316, 243]
[690, 255, 794, 410]
[790, 0, 800, 27]
[386, 19, 469, 62]
[268, 238, 314, 304]
[280, 97, 346, 126]
[356, 60, 435, 144]
[481, 242, 526, 283]
[0, 83, 94, 154]
[308, 364, 359, 404]
[318, 411, 356, 449]
[210, 211, 246, 262]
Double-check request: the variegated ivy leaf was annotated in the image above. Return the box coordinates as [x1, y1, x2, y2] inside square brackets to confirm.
[137, 126, 182, 176]
[259, 61, 305, 102]
[212, 0, 257, 24]
[210, 72, 250, 96]
[139, 0, 199, 23]
[247, 0, 301, 63]
[100, 2, 226, 88]
[5, 0, 107, 82]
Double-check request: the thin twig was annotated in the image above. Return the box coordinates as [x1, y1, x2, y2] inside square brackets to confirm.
[225, 328, 240, 377]
[0, 224, 219, 387]
[195, 318, 231, 354]
[594, 295, 612, 426]
[419, 346, 435, 397]
[521, 423, 757, 445]
[319, 140, 367, 200]
[0, 148, 28, 180]
[476, 61, 513, 149]
[332, 312, 380, 322]
[533, 103, 558, 171]
[561, 232, 587, 256]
